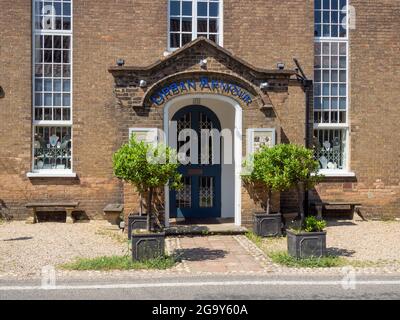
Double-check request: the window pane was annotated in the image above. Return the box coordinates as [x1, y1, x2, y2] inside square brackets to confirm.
[209, 19, 217, 33]
[170, 33, 180, 48]
[63, 36, 70, 49]
[209, 34, 217, 43]
[314, 129, 346, 170]
[63, 3, 71, 16]
[170, 1, 180, 15]
[170, 18, 180, 31]
[63, 80, 70, 92]
[209, 2, 218, 17]
[182, 33, 192, 45]
[62, 93, 70, 106]
[44, 79, 52, 91]
[34, 126, 72, 170]
[35, 64, 43, 77]
[197, 18, 207, 33]
[54, 79, 62, 91]
[53, 94, 62, 106]
[63, 17, 71, 30]
[182, 1, 192, 15]
[198, 2, 207, 16]
[182, 18, 192, 32]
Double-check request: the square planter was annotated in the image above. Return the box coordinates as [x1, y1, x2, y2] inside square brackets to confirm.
[253, 212, 282, 237]
[128, 214, 155, 240]
[131, 232, 165, 261]
[287, 229, 327, 258]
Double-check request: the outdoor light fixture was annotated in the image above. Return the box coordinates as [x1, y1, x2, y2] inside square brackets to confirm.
[260, 82, 269, 90]
[0, 86, 4, 98]
[139, 80, 147, 88]
[199, 59, 208, 68]
[116, 58, 125, 66]
[277, 62, 285, 70]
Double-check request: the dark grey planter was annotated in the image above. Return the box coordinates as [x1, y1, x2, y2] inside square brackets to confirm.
[253, 212, 282, 237]
[287, 229, 327, 258]
[128, 214, 153, 240]
[131, 232, 165, 261]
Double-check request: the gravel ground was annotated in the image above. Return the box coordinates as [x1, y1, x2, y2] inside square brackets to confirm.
[0, 221, 127, 278]
[1, 218, 400, 279]
[259, 218, 400, 263]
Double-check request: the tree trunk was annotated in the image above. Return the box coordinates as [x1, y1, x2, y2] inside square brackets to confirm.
[146, 187, 153, 231]
[266, 189, 272, 215]
[139, 194, 143, 216]
[296, 183, 305, 227]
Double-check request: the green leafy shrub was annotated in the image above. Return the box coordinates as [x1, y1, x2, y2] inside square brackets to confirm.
[243, 143, 323, 224]
[304, 216, 327, 232]
[113, 135, 182, 231]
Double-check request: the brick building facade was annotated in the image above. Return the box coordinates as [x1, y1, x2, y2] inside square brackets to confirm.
[0, 0, 399, 225]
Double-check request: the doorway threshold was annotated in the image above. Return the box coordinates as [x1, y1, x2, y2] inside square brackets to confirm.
[165, 218, 248, 236]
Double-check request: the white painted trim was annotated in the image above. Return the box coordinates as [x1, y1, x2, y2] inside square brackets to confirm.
[27, 170, 77, 178]
[163, 93, 242, 226]
[313, 123, 348, 129]
[31, 0, 74, 173]
[315, 170, 355, 178]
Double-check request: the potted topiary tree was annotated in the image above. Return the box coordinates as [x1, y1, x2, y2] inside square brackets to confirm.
[242, 145, 292, 237]
[113, 135, 182, 261]
[263, 143, 326, 258]
[243, 144, 323, 238]
[287, 216, 327, 258]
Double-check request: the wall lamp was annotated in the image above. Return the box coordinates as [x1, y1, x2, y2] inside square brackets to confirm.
[260, 82, 269, 90]
[139, 80, 147, 88]
[199, 59, 207, 68]
[116, 58, 125, 66]
[277, 62, 285, 70]
[0, 86, 4, 98]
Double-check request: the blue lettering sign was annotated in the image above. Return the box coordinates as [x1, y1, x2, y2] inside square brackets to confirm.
[149, 78, 253, 106]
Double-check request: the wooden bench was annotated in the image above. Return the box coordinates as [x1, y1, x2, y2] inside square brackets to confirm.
[311, 201, 367, 221]
[26, 202, 79, 224]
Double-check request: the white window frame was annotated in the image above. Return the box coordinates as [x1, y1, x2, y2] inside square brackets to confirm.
[167, 0, 224, 51]
[246, 128, 276, 155]
[29, 0, 74, 177]
[314, 0, 354, 177]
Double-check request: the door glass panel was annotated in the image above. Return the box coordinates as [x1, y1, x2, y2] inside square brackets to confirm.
[177, 112, 192, 162]
[199, 177, 214, 208]
[199, 112, 213, 164]
[176, 177, 191, 208]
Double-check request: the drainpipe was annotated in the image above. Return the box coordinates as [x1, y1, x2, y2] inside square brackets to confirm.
[293, 59, 313, 217]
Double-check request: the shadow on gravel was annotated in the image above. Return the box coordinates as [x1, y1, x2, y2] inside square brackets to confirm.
[174, 248, 228, 261]
[3, 236, 33, 242]
[327, 247, 356, 257]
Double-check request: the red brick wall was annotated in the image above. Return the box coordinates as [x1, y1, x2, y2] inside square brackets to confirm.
[312, 0, 400, 219]
[1, 0, 399, 221]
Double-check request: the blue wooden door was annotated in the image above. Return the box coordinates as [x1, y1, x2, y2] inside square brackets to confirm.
[170, 105, 221, 218]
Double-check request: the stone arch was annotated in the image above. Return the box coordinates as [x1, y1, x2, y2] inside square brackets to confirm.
[142, 71, 271, 109]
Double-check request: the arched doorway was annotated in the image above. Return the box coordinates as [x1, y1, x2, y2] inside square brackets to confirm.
[169, 105, 222, 218]
[164, 94, 243, 226]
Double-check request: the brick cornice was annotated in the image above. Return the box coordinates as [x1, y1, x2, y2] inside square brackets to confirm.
[108, 37, 296, 78]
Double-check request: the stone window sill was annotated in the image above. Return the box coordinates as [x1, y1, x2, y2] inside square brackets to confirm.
[314, 170, 356, 178]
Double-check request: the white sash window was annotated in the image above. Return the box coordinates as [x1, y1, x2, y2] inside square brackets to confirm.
[168, 0, 223, 50]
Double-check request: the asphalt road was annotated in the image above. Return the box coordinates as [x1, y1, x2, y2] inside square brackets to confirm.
[1, 274, 400, 300]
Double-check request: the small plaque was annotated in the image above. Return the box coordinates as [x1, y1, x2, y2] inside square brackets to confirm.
[187, 169, 203, 176]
